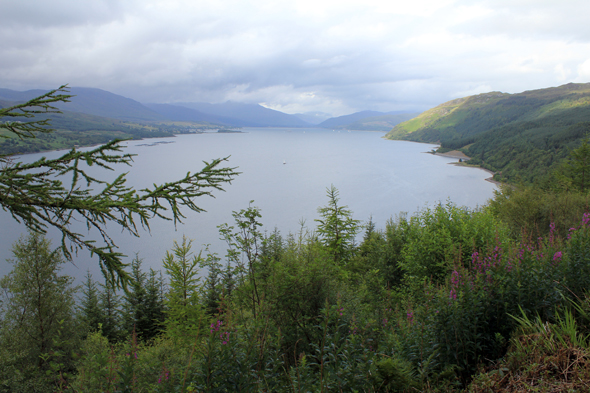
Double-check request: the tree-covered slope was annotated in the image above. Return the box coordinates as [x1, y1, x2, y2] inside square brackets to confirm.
[0, 100, 173, 155]
[385, 83, 590, 183]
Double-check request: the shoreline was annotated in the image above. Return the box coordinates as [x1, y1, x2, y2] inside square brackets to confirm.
[384, 137, 503, 187]
[429, 150, 502, 186]
[7, 134, 178, 158]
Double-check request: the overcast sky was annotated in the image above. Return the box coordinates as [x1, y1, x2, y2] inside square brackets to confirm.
[1, 0, 589, 116]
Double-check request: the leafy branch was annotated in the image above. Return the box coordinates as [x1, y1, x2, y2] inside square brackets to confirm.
[0, 86, 239, 288]
[0, 84, 72, 139]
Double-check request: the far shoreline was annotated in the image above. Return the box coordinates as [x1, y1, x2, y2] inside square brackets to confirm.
[429, 149, 501, 186]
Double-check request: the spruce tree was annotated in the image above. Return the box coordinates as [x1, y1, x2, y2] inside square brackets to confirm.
[122, 255, 164, 341]
[0, 232, 78, 391]
[162, 236, 204, 337]
[98, 277, 122, 342]
[79, 271, 102, 336]
[315, 185, 361, 264]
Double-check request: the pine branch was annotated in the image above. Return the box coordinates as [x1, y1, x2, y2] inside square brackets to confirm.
[0, 85, 72, 139]
[0, 86, 239, 289]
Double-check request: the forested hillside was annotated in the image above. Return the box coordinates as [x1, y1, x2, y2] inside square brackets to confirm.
[0, 100, 212, 155]
[386, 83, 590, 183]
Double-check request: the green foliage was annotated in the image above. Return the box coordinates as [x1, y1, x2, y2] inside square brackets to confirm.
[399, 202, 505, 287]
[218, 202, 265, 318]
[122, 255, 165, 341]
[0, 232, 79, 392]
[374, 357, 418, 392]
[263, 231, 340, 364]
[556, 137, 590, 192]
[162, 236, 206, 340]
[7, 173, 590, 391]
[71, 329, 196, 392]
[97, 276, 123, 343]
[315, 185, 361, 264]
[469, 301, 590, 392]
[79, 271, 103, 336]
[202, 252, 224, 317]
[489, 185, 589, 239]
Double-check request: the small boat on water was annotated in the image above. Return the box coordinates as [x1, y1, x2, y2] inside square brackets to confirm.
[283, 160, 286, 164]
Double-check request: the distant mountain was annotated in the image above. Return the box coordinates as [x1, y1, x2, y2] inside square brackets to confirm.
[174, 101, 312, 127]
[144, 103, 230, 124]
[0, 87, 165, 122]
[318, 110, 419, 130]
[319, 111, 385, 129]
[292, 111, 333, 125]
[386, 82, 590, 183]
[0, 88, 49, 102]
[61, 87, 165, 121]
[342, 113, 420, 131]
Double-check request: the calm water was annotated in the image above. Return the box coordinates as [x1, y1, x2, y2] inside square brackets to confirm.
[0, 128, 497, 280]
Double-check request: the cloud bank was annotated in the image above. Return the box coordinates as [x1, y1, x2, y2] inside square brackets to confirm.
[1, 0, 589, 115]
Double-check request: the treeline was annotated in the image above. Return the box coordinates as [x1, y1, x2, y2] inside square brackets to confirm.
[447, 119, 590, 184]
[0, 127, 173, 155]
[2, 178, 590, 391]
[387, 83, 590, 185]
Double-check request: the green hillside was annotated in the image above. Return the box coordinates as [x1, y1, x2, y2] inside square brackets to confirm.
[0, 103, 176, 155]
[341, 112, 419, 131]
[385, 83, 590, 183]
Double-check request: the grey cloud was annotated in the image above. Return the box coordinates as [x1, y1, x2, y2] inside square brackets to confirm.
[1, 0, 590, 116]
[451, 1, 590, 42]
[0, 0, 126, 28]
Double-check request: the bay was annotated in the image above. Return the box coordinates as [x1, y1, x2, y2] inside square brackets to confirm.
[0, 127, 497, 281]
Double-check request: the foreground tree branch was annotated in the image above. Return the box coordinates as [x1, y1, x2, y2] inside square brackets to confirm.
[0, 86, 238, 288]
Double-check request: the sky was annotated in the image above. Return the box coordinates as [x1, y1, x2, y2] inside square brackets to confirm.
[1, 0, 590, 116]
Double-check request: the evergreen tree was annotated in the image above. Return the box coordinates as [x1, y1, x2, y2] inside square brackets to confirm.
[0, 232, 78, 391]
[559, 137, 590, 192]
[202, 253, 223, 316]
[222, 261, 236, 301]
[315, 185, 361, 264]
[98, 277, 122, 343]
[78, 271, 102, 336]
[143, 268, 166, 340]
[163, 236, 204, 337]
[122, 255, 164, 341]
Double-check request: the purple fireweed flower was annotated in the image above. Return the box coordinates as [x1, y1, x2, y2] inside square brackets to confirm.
[454, 269, 465, 284]
[449, 288, 457, 301]
[210, 320, 223, 333]
[553, 251, 563, 265]
[549, 222, 556, 244]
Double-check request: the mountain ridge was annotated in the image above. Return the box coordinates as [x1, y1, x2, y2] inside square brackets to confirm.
[385, 82, 590, 183]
